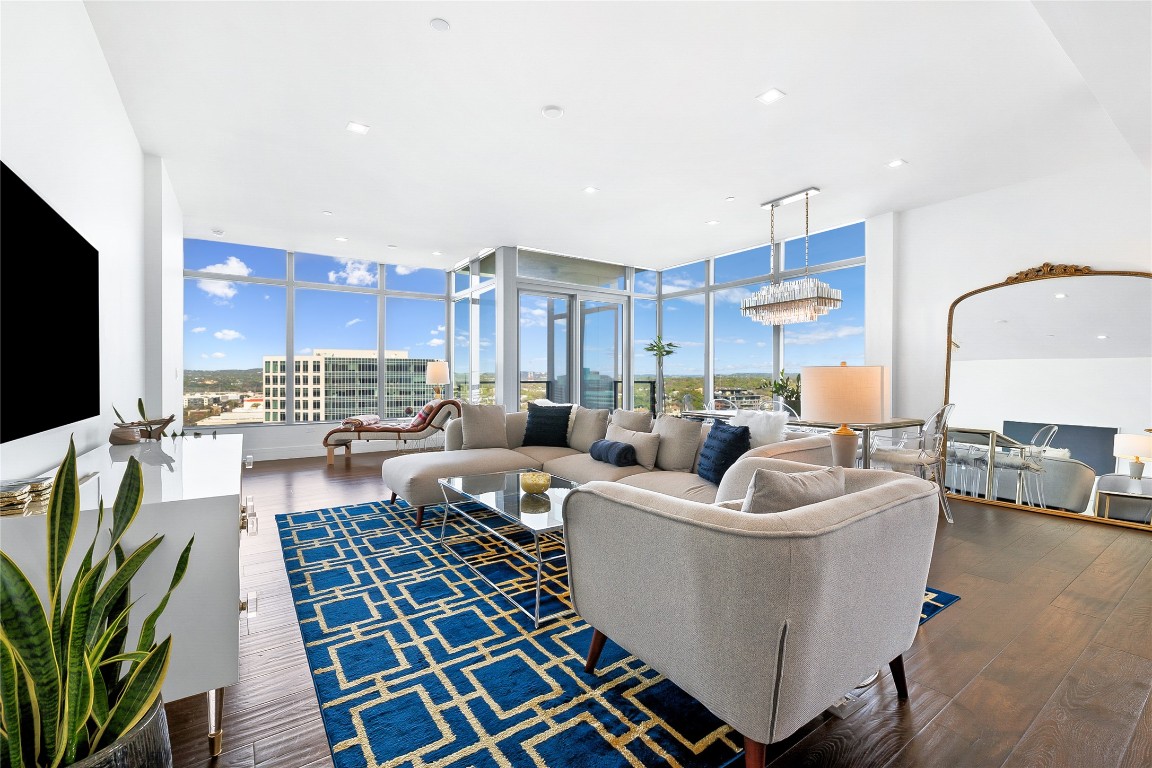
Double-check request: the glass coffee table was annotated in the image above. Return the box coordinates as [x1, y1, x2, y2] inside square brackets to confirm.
[438, 469, 579, 627]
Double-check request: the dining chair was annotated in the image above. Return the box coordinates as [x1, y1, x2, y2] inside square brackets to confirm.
[708, 398, 739, 411]
[759, 399, 799, 418]
[987, 424, 1059, 507]
[868, 403, 956, 523]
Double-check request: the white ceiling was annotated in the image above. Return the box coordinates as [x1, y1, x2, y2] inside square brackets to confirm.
[952, 273, 1152, 360]
[83, 0, 1151, 271]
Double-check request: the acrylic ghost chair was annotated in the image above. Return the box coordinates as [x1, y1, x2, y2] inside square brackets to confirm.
[868, 403, 956, 523]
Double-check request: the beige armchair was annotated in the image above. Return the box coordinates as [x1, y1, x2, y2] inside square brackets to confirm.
[562, 458, 940, 768]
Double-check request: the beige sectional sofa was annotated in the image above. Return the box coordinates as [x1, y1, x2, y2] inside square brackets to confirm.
[380, 404, 834, 526]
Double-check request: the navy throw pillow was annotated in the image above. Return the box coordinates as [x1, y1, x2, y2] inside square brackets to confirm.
[697, 421, 751, 485]
[522, 403, 572, 447]
[589, 439, 638, 467]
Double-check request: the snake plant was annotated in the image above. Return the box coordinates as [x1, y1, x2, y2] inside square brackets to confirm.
[0, 437, 194, 767]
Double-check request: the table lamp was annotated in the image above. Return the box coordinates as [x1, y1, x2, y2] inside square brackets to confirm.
[1113, 433, 1152, 479]
[425, 360, 450, 400]
[800, 362, 883, 468]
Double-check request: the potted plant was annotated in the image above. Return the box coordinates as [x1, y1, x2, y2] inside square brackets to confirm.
[643, 336, 679, 414]
[0, 437, 193, 768]
[767, 371, 802, 415]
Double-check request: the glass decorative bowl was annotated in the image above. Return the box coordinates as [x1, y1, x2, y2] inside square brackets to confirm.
[520, 472, 551, 494]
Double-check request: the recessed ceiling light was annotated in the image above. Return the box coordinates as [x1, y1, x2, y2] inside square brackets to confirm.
[541, 105, 564, 119]
[584, 186, 598, 194]
[429, 18, 450, 31]
[887, 159, 908, 168]
[211, 229, 225, 237]
[321, 210, 333, 216]
[432, 251, 442, 256]
[725, 196, 736, 202]
[1054, 293, 1067, 299]
[755, 88, 786, 105]
[387, 244, 398, 249]
[345, 121, 370, 135]
[706, 220, 719, 226]
[1097, 334, 1108, 339]
[335, 236, 349, 242]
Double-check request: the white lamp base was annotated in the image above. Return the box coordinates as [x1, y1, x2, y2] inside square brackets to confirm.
[1129, 459, 1146, 480]
[829, 427, 859, 469]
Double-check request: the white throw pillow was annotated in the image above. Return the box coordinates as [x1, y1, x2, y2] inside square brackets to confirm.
[605, 424, 661, 470]
[729, 410, 789, 448]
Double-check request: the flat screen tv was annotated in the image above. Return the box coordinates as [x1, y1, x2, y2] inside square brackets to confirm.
[1, 160, 101, 443]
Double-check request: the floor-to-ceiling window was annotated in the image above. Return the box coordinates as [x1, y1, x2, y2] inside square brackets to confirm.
[183, 239, 447, 426]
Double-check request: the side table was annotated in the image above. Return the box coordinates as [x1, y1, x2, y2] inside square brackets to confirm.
[1094, 474, 1152, 525]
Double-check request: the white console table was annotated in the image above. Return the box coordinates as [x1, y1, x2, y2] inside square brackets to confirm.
[0, 434, 245, 755]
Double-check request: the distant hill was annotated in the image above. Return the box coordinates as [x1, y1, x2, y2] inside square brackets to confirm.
[185, 368, 262, 393]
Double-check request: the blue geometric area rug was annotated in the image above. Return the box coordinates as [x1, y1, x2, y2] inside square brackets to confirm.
[921, 587, 960, 624]
[276, 500, 743, 768]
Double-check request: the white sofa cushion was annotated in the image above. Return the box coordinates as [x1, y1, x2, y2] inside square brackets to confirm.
[606, 424, 661, 470]
[653, 415, 702, 471]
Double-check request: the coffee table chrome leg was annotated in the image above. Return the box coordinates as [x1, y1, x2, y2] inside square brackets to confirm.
[534, 534, 544, 627]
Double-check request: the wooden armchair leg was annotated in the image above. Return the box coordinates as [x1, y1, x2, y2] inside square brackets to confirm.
[584, 628, 608, 673]
[415, 506, 425, 528]
[743, 736, 766, 768]
[389, 492, 397, 503]
[889, 653, 909, 701]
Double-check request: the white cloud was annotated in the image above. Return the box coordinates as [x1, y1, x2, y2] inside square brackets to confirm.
[210, 352, 226, 359]
[427, 338, 445, 347]
[214, 329, 244, 341]
[393, 264, 418, 275]
[434, 325, 446, 334]
[756, 341, 767, 347]
[783, 325, 865, 345]
[328, 259, 378, 287]
[714, 286, 755, 304]
[203, 256, 252, 277]
[197, 278, 237, 301]
[191, 326, 207, 334]
[345, 318, 363, 328]
[519, 307, 548, 327]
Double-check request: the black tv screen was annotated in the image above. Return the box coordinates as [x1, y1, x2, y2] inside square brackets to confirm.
[1, 161, 101, 443]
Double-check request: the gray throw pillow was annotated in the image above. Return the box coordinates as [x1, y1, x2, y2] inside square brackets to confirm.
[610, 409, 655, 433]
[605, 424, 661, 470]
[741, 466, 846, 514]
[459, 402, 509, 450]
[569, 406, 610, 452]
[653, 415, 702, 472]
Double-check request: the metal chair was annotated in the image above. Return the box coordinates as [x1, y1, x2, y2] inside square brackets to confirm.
[707, 398, 738, 411]
[869, 403, 956, 523]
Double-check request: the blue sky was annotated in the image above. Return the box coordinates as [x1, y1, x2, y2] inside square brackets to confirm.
[186, 221, 864, 375]
[184, 239, 447, 369]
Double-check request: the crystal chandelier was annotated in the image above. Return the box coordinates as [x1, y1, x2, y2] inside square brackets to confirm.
[741, 189, 842, 325]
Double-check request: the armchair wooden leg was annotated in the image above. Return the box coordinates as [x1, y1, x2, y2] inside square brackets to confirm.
[389, 492, 397, 504]
[743, 736, 766, 768]
[415, 506, 425, 528]
[584, 628, 608, 673]
[889, 653, 909, 701]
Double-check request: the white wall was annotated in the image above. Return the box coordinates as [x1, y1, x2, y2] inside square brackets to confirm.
[0, 1, 149, 479]
[143, 155, 185, 432]
[892, 158, 1152, 424]
[951, 356, 1151, 452]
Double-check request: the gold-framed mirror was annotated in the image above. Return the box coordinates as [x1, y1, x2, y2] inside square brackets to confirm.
[944, 263, 1152, 529]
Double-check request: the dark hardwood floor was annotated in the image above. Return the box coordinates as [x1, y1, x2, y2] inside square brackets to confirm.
[165, 452, 1152, 768]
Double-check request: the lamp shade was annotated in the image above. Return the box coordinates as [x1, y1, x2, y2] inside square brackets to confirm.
[425, 360, 450, 386]
[799, 364, 883, 424]
[1113, 433, 1152, 460]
